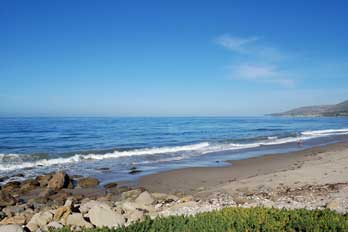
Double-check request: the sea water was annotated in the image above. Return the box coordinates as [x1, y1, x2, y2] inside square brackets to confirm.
[0, 117, 347, 184]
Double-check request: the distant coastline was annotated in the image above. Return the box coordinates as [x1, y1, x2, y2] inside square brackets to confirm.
[269, 100, 348, 117]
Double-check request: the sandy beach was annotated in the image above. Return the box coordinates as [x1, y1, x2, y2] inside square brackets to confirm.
[139, 142, 348, 198]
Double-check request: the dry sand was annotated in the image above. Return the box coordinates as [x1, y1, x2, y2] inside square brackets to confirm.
[138, 142, 348, 198]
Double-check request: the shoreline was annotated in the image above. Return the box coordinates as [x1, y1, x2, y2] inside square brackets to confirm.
[137, 141, 348, 196]
[1, 141, 348, 230]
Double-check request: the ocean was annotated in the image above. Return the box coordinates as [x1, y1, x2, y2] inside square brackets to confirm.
[0, 117, 347, 184]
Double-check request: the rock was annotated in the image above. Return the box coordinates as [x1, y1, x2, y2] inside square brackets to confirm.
[79, 200, 99, 214]
[64, 198, 74, 208]
[38, 188, 56, 198]
[152, 193, 179, 202]
[121, 189, 142, 201]
[0, 212, 5, 221]
[2, 205, 26, 217]
[53, 206, 71, 221]
[88, 203, 125, 228]
[0, 176, 9, 183]
[135, 191, 154, 205]
[121, 201, 155, 213]
[47, 171, 70, 190]
[104, 182, 118, 189]
[47, 221, 63, 229]
[77, 177, 100, 188]
[126, 210, 144, 225]
[326, 199, 340, 210]
[0, 215, 26, 225]
[0, 225, 24, 232]
[0, 191, 17, 207]
[129, 169, 142, 175]
[2, 182, 20, 192]
[50, 190, 72, 205]
[26, 211, 53, 232]
[66, 213, 93, 229]
[36, 174, 53, 187]
[20, 179, 39, 193]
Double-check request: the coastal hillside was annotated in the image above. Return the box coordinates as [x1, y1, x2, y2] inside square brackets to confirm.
[270, 100, 348, 117]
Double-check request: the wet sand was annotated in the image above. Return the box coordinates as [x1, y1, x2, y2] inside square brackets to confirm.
[138, 142, 348, 196]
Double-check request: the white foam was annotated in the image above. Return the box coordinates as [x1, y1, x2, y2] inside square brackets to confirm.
[301, 128, 348, 136]
[0, 142, 210, 171]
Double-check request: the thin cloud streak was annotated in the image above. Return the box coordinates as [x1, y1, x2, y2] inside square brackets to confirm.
[230, 64, 295, 87]
[216, 34, 296, 87]
[215, 35, 260, 53]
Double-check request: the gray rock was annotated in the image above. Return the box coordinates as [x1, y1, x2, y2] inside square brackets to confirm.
[126, 210, 144, 225]
[88, 203, 125, 228]
[121, 189, 142, 201]
[135, 191, 154, 205]
[79, 200, 99, 214]
[0, 225, 24, 232]
[26, 211, 53, 232]
[2, 205, 26, 217]
[326, 199, 341, 210]
[66, 213, 93, 229]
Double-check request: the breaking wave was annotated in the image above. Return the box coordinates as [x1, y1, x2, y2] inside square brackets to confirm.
[0, 128, 347, 172]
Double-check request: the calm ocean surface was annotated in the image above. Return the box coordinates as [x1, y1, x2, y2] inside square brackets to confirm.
[0, 117, 347, 184]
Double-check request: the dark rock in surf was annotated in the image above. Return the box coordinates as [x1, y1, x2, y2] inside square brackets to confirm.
[104, 182, 118, 189]
[47, 172, 70, 191]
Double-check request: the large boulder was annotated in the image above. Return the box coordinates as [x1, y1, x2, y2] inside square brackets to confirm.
[0, 225, 24, 232]
[0, 191, 17, 207]
[77, 177, 100, 188]
[47, 171, 70, 190]
[135, 191, 155, 205]
[26, 211, 53, 232]
[87, 203, 125, 228]
[66, 213, 93, 229]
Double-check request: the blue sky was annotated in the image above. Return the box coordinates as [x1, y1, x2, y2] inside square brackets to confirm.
[1, 0, 348, 116]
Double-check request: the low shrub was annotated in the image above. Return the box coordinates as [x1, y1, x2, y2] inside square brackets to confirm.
[51, 207, 348, 232]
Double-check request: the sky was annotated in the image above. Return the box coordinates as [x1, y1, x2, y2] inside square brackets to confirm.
[1, 0, 348, 116]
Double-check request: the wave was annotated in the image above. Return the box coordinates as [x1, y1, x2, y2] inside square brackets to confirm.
[0, 142, 210, 171]
[301, 128, 348, 136]
[0, 128, 347, 172]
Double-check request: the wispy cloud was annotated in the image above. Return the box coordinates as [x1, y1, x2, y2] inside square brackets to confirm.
[215, 35, 260, 54]
[215, 34, 295, 87]
[230, 64, 295, 87]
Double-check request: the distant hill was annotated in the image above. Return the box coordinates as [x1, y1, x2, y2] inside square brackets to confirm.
[270, 100, 348, 117]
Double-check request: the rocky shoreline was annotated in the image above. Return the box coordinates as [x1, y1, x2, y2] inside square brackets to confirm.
[1, 142, 348, 231]
[0, 170, 347, 232]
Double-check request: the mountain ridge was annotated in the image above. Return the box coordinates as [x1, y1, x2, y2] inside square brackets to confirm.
[270, 100, 348, 117]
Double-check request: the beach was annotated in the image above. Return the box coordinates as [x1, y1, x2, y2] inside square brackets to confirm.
[1, 141, 348, 230]
[138, 142, 348, 197]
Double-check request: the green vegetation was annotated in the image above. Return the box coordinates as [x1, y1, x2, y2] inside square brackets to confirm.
[52, 207, 348, 232]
